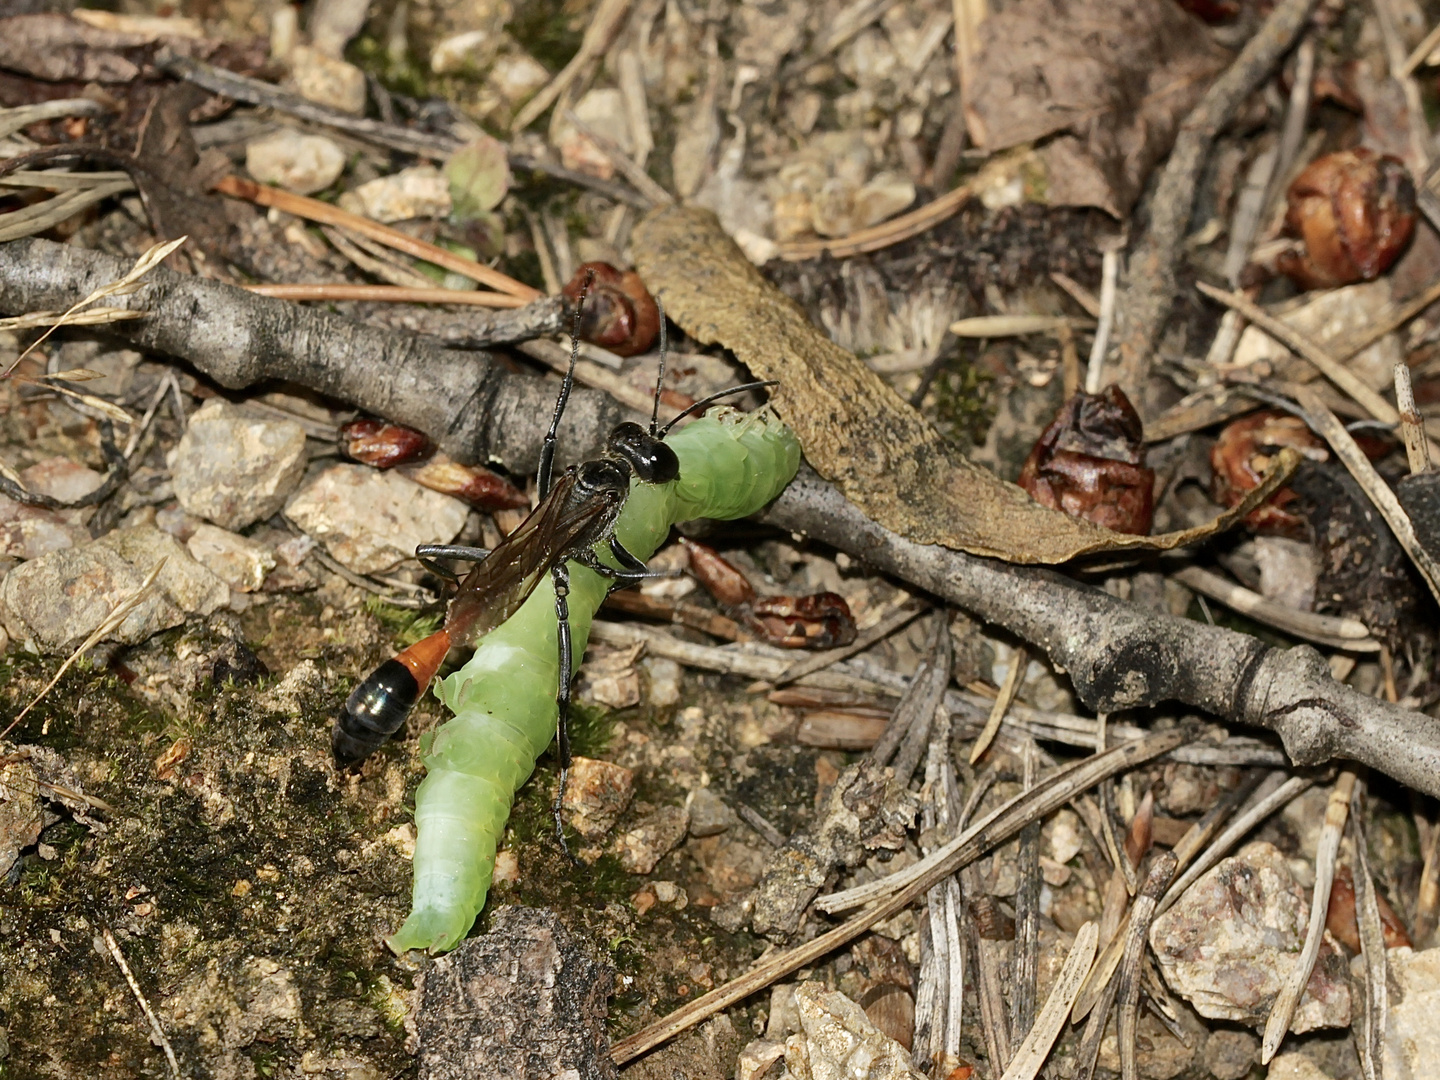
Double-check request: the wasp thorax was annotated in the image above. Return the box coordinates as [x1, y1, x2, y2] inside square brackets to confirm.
[575, 457, 632, 497]
[608, 421, 680, 484]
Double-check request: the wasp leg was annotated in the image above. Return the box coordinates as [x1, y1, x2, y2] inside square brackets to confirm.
[551, 562, 580, 865]
[413, 543, 492, 581]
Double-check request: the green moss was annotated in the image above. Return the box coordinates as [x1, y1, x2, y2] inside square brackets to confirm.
[930, 352, 996, 447]
[505, 0, 586, 73]
[363, 596, 443, 648]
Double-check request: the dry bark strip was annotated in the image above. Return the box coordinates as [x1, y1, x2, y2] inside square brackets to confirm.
[1, 236, 1438, 797]
[631, 205, 1297, 564]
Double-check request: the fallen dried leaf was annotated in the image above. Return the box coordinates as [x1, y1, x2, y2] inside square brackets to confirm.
[634, 206, 1299, 563]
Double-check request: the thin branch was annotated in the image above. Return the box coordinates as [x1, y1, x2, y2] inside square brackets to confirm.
[1170, 565, 1379, 651]
[246, 283, 531, 308]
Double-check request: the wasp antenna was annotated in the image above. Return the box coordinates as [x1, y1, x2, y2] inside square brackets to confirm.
[659, 380, 780, 436]
[650, 294, 667, 438]
[539, 268, 595, 498]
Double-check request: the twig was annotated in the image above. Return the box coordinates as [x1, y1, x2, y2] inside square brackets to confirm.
[998, 921, 1099, 1080]
[163, 53, 650, 203]
[735, 802, 786, 848]
[1292, 384, 1440, 606]
[775, 181, 976, 261]
[101, 928, 181, 1079]
[1403, 20, 1440, 74]
[1197, 282, 1400, 425]
[559, 109, 672, 208]
[609, 729, 1186, 1064]
[1169, 565, 1379, 651]
[1262, 769, 1357, 1063]
[213, 176, 541, 301]
[1349, 778, 1388, 1080]
[1158, 771, 1312, 916]
[949, 315, 1094, 338]
[2, 235, 186, 378]
[511, 0, 633, 131]
[773, 602, 927, 687]
[971, 644, 1026, 762]
[1088, 244, 1120, 393]
[1117, 854, 1178, 1080]
[1395, 361, 1431, 475]
[245, 283, 531, 308]
[1114, 0, 1320, 391]
[765, 470, 1440, 798]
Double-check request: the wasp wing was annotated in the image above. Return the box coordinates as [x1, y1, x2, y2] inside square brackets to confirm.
[442, 470, 620, 647]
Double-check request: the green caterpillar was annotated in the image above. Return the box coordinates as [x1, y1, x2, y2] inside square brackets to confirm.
[388, 407, 800, 953]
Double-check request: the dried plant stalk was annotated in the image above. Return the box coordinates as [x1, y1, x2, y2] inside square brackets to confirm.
[1262, 770, 1357, 1062]
[1117, 853, 1178, 1080]
[998, 921, 1099, 1080]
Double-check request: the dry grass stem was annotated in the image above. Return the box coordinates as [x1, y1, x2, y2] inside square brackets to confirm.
[1197, 282, 1400, 425]
[0, 307, 145, 331]
[1117, 853, 1178, 1080]
[102, 927, 181, 1079]
[948, 315, 1095, 337]
[245, 283, 530, 308]
[999, 921, 1099, 1080]
[776, 181, 976, 260]
[3, 236, 187, 378]
[971, 644, 1026, 762]
[1159, 772, 1312, 915]
[1169, 565, 1378, 650]
[1394, 361, 1431, 475]
[510, 0, 632, 131]
[1261, 769, 1357, 1062]
[1293, 384, 1440, 606]
[1404, 20, 1440, 73]
[1349, 781, 1388, 1080]
[213, 177, 541, 301]
[560, 109, 672, 208]
[1087, 244, 1121, 393]
[518, 339, 652, 413]
[611, 730, 1187, 1064]
[320, 225, 438, 289]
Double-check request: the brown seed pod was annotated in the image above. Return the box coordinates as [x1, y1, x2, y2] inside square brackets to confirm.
[1018, 385, 1155, 535]
[750, 592, 858, 649]
[1325, 865, 1413, 952]
[340, 417, 435, 469]
[1277, 148, 1417, 290]
[400, 453, 530, 511]
[561, 261, 661, 357]
[1210, 410, 1327, 534]
[680, 537, 756, 608]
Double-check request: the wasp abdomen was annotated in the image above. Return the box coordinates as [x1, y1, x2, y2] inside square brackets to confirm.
[332, 630, 451, 766]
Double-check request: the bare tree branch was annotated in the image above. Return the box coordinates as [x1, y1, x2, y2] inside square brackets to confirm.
[0, 237, 621, 473]
[761, 471, 1440, 798]
[3, 235, 1437, 797]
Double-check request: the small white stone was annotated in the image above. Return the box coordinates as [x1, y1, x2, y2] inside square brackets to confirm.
[486, 51, 550, 105]
[339, 165, 452, 223]
[186, 524, 277, 593]
[284, 464, 468, 574]
[288, 44, 367, 115]
[430, 29, 501, 75]
[556, 88, 631, 180]
[245, 129, 346, 195]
